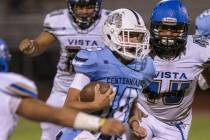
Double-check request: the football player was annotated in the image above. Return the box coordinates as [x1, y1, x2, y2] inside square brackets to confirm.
[135, 1, 210, 140]
[18, 0, 110, 139]
[58, 8, 155, 140]
[0, 39, 126, 140]
[195, 9, 210, 90]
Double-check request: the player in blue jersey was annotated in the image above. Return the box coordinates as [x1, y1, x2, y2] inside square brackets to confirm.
[195, 9, 210, 90]
[18, 0, 110, 139]
[136, 1, 210, 140]
[195, 9, 210, 38]
[0, 39, 125, 140]
[58, 8, 155, 140]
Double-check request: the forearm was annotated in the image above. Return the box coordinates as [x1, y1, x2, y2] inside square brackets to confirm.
[16, 98, 106, 131]
[64, 100, 98, 112]
[32, 32, 55, 56]
[16, 98, 64, 122]
[129, 101, 140, 128]
[19, 31, 55, 56]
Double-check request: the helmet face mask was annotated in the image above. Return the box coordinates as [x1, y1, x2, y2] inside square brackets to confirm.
[103, 9, 150, 61]
[67, 0, 102, 30]
[150, 0, 189, 60]
[0, 39, 10, 72]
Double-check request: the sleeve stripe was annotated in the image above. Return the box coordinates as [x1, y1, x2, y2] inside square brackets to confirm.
[8, 83, 38, 98]
[0, 88, 15, 97]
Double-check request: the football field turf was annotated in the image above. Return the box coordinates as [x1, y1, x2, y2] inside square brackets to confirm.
[10, 113, 210, 140]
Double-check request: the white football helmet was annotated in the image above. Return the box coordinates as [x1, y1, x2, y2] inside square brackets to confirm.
[103, 8, 150, 60]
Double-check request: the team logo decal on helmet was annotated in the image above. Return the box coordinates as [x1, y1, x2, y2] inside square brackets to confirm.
[107, 13, 122, 28]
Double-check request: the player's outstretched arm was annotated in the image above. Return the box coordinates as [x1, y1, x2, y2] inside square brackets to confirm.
[18, 31, 55, 56]
[16, 97, 77, 126]
[16, 97, 125, 136]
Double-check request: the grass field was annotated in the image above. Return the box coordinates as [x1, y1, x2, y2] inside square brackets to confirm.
[10, 113, 210, 140]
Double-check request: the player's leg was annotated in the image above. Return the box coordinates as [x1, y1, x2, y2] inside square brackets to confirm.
[151, 122, 191, 140]
[144, 114, 191, 140]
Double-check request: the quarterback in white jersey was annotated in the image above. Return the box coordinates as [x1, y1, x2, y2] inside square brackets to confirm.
[18, 0, 110, 139]
[135, 1, 210, 140]
[0, 38, 125, 140]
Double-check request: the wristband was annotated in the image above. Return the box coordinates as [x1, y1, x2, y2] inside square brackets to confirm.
[73, 112, 103, 131]
[99, 118, 107, 128]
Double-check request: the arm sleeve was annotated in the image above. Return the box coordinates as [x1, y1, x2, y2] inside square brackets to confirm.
[6, 82, 38, 98]
[9, 96, 22, 114]
[70, 73, 91, 90]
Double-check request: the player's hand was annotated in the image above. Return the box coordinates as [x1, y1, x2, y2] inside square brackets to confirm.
[129, 107, 148, 139]
[131, 121, 147, 139]
[19, 38, 36, 55]
[93, 84, 115, 111]
[100, 118, 126, 136]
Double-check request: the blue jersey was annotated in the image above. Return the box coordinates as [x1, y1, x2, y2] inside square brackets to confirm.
[58, 47, 155, 140]
[195, 9, 210, 38]
[73, 47, 155, 122]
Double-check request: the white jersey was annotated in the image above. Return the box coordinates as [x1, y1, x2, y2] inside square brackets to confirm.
[0, 72, 37, 140]
[43, 9, 110, 94]
[138, 35, 210, 124]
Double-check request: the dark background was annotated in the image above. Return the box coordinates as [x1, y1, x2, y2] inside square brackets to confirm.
[0, 0, 209, 110]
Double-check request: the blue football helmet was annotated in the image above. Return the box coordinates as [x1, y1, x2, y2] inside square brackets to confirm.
[195, 9, 210, 39]
[0, 39, 10, 72]
[67, 0, 102, 30]
[150, 0, 189, 59]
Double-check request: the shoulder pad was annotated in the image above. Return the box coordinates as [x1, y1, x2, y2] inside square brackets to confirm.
[192, 35, 209, 48]
[43, 9, 67, 32]
[48, 9, 65, 17]
[72, 50, 98, 77]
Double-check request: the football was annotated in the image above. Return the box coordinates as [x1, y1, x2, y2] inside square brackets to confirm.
[79, 81, 111, 102]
